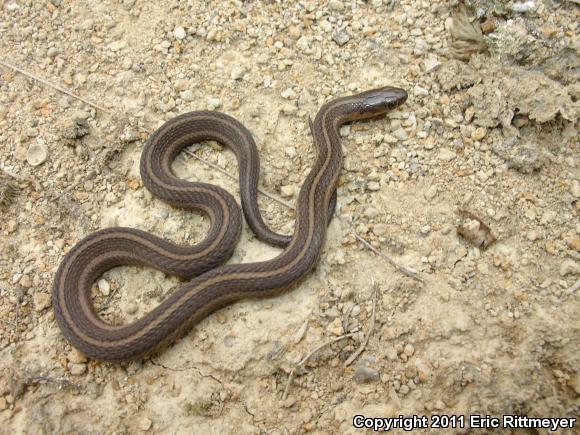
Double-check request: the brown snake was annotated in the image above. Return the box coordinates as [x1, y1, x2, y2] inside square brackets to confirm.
[53, 86, 408, 361]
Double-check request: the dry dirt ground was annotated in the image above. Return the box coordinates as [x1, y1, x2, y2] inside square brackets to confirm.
[0, 0, 579, 434]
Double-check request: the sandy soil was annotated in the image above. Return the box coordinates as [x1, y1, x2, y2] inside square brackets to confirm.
[0, 0, 578, 434]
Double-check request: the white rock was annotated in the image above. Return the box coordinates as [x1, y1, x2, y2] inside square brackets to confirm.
[207, 98, 222, 109]
[424, 55, 441, 72]
[108, 40, 126, 52]
[98, 279, 110, 296]
[328, 0, 344, 11]
[560, 260, 580, 277]
[280, 185, 295, 198]
[173, 26, 186, 40]
[27, 142, 48, 166]
[69, 363, 87, 376]
[438, 149, 457, 161]
[414, 85, 429, 96]
[281, 88, 295, 99]
[570, 180, 580, 198]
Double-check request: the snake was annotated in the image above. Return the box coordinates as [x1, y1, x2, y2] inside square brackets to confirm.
[52, 86, 408, 361]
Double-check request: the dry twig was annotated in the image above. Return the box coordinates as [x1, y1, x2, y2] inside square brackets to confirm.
[0, 59, 111, 113]
[351, 230, 424, 283]
[344, 281, 379, 367]
[282, 333, 353, 401]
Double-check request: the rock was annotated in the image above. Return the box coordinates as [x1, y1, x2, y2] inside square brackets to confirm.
[570, 180, 580, 198]
[403, 343, 415, 357]
[108, 40, 126, 52]
[19, 274, 32, 288]
[332, 29, 350, 46]
[230, 65, 246, 80]
[438, 148, 456, 161]
[0, 397, 7, 411]
[413, 85, 429, 97]
[62, 116, 89, 140]
[326, 318, 343, 336]
[173, 26, 186, 40]
[373, 223, 388, 236]
[68, 348, 88, 364]
[97, 279, 110, 296]
[207, 98, 222, 109]
[493, 140, 543, 173]
[34, 293, 52, 312]
[560, 260, 580, 277]
[385, 348, 398, 361]
[125, 302, 138, 315]
[354, 366, 379, 383]
[526, 230, 540, 241]
[27, 142, 48, 166]
[328, 0, 344, 11]
[138, 417, 152, 431]
[69, 363, 87, 376]
[367, 181, 380, 191]
[424, 55, 441, 72]
[392, 128, 408, 141]
[281, 88, 295, 99]
[280, 185, 295, 198]
[425, 184, 438, 200]
[471, 127, 486, 140]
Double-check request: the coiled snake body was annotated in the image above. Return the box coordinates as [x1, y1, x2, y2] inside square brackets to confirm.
[53, 87, 408, 361]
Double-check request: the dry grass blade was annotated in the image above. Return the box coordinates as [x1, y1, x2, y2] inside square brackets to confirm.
[450, 6, 488, 60]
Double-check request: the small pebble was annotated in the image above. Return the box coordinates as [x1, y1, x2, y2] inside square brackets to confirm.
[385, 348, 398, 361]
[403, 343, 415, 357]
[19, 274, 32, 288]
[207, 98, 222, 109]
[354, 366, 379, 383]
[69, 363, 87, 376]
[98, 279, 110, 296]
[472, 127, 486, 140]
[138, 417, 152, 431]
[68, 348, 88, 364]
[27, 142, 48, 166]
[559, 260, 579, 277]
[438, 149, 456, 161]
[125, 302, 138, 315]
[34, 293, 52, 312]
[173, 26, 186, 40]
[570, 180, 580, 198]
[332, 29, 351, 46]
[280, 185, 295, 198]
[328, 0, 345, 11]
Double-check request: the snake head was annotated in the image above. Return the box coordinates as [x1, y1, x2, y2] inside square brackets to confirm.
[360, 86, 408, 116]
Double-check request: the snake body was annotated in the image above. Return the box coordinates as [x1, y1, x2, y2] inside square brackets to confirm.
[53, 86, 408, 361]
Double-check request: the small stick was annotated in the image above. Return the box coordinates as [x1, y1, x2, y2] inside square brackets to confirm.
[28, 375, 80, 390]
[0, 59, 111, 114]
[344, 281, 379, 367]
[54, 171, 97, 200]
[351, 230, 424, 283]
[282, 333, 353, 401]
